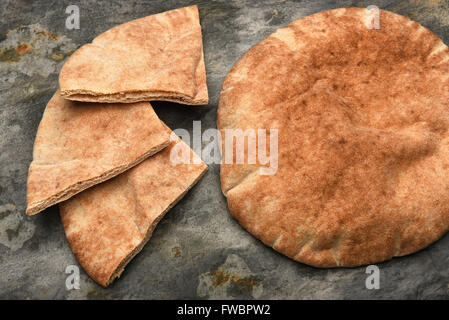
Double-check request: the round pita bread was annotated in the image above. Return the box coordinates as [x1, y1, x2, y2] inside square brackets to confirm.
[218, 8, 449, 267]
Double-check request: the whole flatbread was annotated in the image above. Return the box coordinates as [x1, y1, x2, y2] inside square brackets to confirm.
[60, 133, 207, 287]
[26, 91, 170, 216]
[218, 8, 449, 267]
[59, 5, 208, 105]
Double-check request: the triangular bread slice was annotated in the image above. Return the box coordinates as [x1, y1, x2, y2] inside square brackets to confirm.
[26, 91, 170, 216]
[59, 5, 208, 105]
[59, 132, 207, 287]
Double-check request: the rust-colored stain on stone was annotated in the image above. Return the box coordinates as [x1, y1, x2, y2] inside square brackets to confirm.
[172, 246, 182, 257]
[16, 43, 31, 55]
[37, 30, 60, 40]
[0, 43, 31, 63]
[212, 269, 229, 286]
[50, 48, 74, 61]
[211, 269, 259, 291]
[0, 48, 21, 62]
[50, 52, 64, 61]
[233, 275, 258, 292]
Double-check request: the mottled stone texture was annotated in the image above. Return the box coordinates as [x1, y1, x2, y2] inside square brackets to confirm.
[0, 0, 449, 299]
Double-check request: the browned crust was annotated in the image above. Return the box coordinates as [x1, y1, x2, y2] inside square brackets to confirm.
[60, 133, 208, 287]
[26, 91, 170, 215]
[61, 90, 208, 105]
[59, 5, 208, 105]
[218, 7, 449, 267]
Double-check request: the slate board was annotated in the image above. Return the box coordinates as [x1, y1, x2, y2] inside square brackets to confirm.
[0, 0, 448, 299]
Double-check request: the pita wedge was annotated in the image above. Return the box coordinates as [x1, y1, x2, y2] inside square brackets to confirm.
[59, 5, 208, 105]
[218, 8, 449, 267]
[60, 132, 207, 287]
[26, 91, 170, 216]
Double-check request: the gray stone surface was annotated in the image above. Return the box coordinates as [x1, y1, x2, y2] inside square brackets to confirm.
[0, 0, 449, 300]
